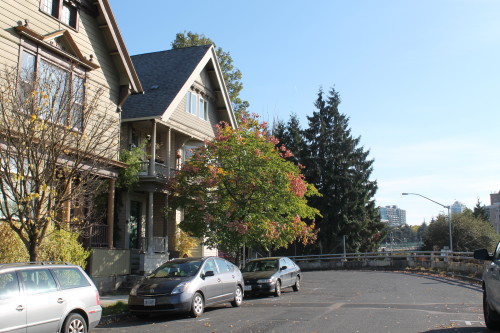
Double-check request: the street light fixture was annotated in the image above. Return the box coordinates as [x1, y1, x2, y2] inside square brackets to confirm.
[402, 192, 452, 252]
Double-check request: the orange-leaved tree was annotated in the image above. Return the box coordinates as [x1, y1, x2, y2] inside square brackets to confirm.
[167, 112, 320, 257]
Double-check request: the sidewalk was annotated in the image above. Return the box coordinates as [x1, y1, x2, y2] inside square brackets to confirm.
[100, 294, 129, 307]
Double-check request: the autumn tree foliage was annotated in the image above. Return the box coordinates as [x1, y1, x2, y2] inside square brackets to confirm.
[167, 113, 320, 256]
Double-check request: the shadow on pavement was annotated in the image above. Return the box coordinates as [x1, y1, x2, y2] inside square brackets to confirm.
[392, 271, 483, 293]
[423, 327, 491, 333]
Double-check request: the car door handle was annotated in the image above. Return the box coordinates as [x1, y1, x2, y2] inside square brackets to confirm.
[57, 298, 64, 304]
[217, 278, 221, 283]
[16, 305, 24, 311]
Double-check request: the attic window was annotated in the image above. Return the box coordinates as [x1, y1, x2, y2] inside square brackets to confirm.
[40, 0, 79, 29]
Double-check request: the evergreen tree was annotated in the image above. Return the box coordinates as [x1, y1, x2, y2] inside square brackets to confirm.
[473, 199, 489, 222]
[275, 87, 383, 253]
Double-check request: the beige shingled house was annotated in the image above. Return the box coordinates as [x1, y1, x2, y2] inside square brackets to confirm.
[113, 45, 237, 276]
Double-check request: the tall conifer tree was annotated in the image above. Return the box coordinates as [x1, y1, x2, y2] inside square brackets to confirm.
[275, 88, 383, 253]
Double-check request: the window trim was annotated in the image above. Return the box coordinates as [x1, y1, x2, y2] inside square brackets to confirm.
[40, 0, 79, 30]
[185, 90, 209, 122]
[19, 41, 87, 132]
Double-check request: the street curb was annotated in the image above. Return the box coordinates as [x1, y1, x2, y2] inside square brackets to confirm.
[98, 312, 132, 327]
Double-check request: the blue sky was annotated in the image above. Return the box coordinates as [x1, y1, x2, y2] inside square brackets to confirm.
[109, 0, 500, 225]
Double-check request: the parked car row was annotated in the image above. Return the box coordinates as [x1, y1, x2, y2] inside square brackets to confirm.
[127, 256, 301, 318]
[0, 257, 300, 332]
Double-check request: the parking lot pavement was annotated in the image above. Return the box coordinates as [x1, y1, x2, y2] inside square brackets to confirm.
[95, 271, 486, 333]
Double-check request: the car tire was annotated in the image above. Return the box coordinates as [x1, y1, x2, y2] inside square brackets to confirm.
[62, 313, 87, 333]
[484, 289, 500, 330]
[190, 292, 204, 317]
[231, 286, 243, 307]
[292, 276, 300, 292]
[274, 280, 281, 297]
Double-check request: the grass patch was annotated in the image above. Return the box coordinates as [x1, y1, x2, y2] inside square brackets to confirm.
[102, 301, 128, 316]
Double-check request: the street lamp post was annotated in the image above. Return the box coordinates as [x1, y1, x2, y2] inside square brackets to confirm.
[402, 192, 452, 252]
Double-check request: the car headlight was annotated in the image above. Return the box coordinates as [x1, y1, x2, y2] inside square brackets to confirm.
[171, 281, 190, 295]
[130, 285, 139, 296]
[257, 278, 275, 283]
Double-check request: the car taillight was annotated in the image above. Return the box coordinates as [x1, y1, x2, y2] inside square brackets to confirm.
[95, 290, 101, 306]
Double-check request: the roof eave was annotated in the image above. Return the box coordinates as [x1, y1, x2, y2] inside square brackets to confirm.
[97, 0, 143, 94]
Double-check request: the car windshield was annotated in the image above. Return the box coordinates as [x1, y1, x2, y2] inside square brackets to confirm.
[242, 260, 279, 272]
[149, 260, 203, 278]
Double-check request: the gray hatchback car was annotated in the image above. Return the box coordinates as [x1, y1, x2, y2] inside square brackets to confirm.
[128, 257, 244, 318]
[0, 262, 102, 333]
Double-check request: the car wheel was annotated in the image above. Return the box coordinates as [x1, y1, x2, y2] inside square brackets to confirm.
[274, 280, 281, 297]
[292, 276, 300, 292]
[190, 292, 204, 317]
[484, 289, 500, 330]
[62, 313, 87, 333]
[231, 286, 243, 307]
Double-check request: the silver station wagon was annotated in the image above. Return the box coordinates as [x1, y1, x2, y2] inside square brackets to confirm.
[0, 262, 102, 333]
[128, 256, 244, 318]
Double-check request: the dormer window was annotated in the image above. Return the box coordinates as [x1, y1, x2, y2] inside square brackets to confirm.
[40, 0, 79, 29]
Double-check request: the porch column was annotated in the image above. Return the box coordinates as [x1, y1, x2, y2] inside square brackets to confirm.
[166, 127, 171, 177]
[107, 178, 115, 249]
[149, 120, 157, 176]
[147, 191, 154, 254]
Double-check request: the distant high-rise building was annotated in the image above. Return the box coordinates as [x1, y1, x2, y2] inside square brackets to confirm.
[487, 192, 500, 233]
[450, 201, 466, 215]
[379, 205, 406, 226]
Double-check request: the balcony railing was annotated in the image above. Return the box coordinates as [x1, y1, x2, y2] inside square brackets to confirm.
[138, 161, 175, 179]
[90, 224, 108, 248]
[139, 236, 168, 253]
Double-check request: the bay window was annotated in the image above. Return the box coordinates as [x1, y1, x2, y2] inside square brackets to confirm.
[20, 47, 86, 131]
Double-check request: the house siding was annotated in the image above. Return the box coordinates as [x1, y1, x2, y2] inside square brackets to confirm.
[0, 0, 121, 161]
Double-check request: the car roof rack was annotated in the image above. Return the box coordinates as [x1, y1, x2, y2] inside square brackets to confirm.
[0, 261, 71, 268]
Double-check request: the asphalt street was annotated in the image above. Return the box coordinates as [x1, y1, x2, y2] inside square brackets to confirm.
[95, 270, 487, 333]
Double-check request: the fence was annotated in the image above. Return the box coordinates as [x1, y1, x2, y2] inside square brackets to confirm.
[288, 250, 488, 280]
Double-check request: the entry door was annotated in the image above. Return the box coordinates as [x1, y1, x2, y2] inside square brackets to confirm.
[0, 272, 26, 333]
[129, 200, 141, 249]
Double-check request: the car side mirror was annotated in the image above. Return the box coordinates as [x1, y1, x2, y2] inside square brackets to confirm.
[203, 270, 215, 278]
[474, 248, 493, 261]
[280, 266, 287, 271]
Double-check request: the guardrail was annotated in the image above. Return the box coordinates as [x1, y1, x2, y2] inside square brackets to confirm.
[288, 250, 487, 279]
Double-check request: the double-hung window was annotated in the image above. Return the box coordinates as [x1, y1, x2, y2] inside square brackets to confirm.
[199, 97, 208, 121]
[185, 91, 209, 121]
[40, 0, 79, 29]
[20, 46, 86, 131]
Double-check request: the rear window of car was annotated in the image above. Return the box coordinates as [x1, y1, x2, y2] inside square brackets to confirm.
[0, 272, 19, 300]
[51, 268, 90, 289]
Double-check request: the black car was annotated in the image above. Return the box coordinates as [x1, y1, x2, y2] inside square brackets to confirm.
[242, 257, 301, 297]
[474, 244, 500, 330]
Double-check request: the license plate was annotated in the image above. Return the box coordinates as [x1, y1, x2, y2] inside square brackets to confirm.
[244, 285, 252, 291]
[144, 299, 156, 306]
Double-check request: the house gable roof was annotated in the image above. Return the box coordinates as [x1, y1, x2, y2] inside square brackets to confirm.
[122, 45, 236, 127]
